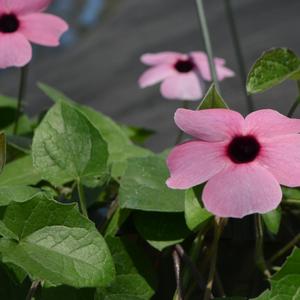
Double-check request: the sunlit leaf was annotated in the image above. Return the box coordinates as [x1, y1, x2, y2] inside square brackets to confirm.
[0, 195, 115, 288]
[247, 48, 300, 94]
[119, 155, 185, 212]
[32, 102, 109, 187]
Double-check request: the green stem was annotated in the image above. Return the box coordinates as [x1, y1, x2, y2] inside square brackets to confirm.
[224, 0, 254, 113]
[77, 181, 88, 217]
[172, 248, 183, 300]
[282, 199, 300, 206]
[195, 0, 220, 93]
[287, 80, 300, 117]
[255, 214, 271, 278]
[268, 233, 300, 264]
[26, 280, 41, 300]
[13, 64, 29, 134]
[204, 218, 225, 300]
[183, 222, 212, 299]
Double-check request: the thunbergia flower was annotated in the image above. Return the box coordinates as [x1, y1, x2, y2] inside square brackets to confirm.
[139, 51, 234, 101]
[0, 0, 68, 68]
[166, 108, 300, 218]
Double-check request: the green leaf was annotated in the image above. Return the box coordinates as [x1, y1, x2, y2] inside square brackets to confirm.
[0, 195, 115, 288]
[184, 188, 212, 231]
[38, 83, 152, 179]
[96, 236, 155, 300]
[0, 133, 6, 173]
[78, 106, 152, 179]
[282, 187, 300, 200]
[134, 212, 191, 251]
[104, 207, 130, 238]
[0, 95, 17, 108]
[0, 186, 41, 206]
[32, 102, 109, 187]
[0, 155, 41, 186]
[251, 291, 272, 300]
[119, 155, 185, 212]
[262, 208, 282, 235]
[121, 125, 155, 144]
[247, 48, 300, 94]
[197, 84, 228, 109]
[272, 248, 300, 281]
[253, 248, 300, 299]
[96, 274, 153, 300]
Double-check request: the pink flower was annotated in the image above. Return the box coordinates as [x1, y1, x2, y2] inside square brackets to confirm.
[138, 51, 234, 101]
[166, 108, 300, 218]
[0, 0, 68, 68]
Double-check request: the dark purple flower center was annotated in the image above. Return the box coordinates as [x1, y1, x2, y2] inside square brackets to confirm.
[227, 135, 260, 164]
[174, 59, 194, 73]
[0, 14, 20, 33]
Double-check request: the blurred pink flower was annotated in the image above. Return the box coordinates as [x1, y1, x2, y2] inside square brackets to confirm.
[139, 51, 234, 101]
[166, 108, 300, 218]
[0, 0, 68, 68]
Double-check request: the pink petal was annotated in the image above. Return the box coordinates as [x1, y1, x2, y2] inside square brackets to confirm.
[141, 52, 184, 66]
[166, 140, 228, 189]
[160, 72, 204, 100]
[0, 0, 51, 13]
[258, 134, 300, 187]
[138, 65, 176, 88]
[203, 163, 282, 218]
[0, 32, 32, 68]
[245, 109, 300, 138]
[19, 13, 68, 46]
[190, 52, 235, 81]
[174, 108, 244, 142]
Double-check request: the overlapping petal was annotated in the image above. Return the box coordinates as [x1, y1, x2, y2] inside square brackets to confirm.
[174, 108, 244, 142]
[141, 52, 184, 66]
[160, 73, 204, 100]
[258, 134, 300, 187]
[245, 109, 300, 138]
[19, 13, 68, 46]
[190, 52, 235, 81]
[202, 163, 282, 218]
[166, 140, 228, 189]
[0, 0, 51, 14]
[0, 32, 32, 68]
[138, 65, 176, 88]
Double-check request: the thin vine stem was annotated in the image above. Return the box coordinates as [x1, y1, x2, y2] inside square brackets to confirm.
[195, 0, 220, 93]
[26, 280, 41, 300]
[287, 80, 300, 117]
[172, 248, 183, 300]
[77, 180, 88, 217]
[204, 217, 226, 300]
[224, 0, 254, 113]
[268, 233, 300, 264]
[13, 64, 29, 134]
[255, 214, 271, 278]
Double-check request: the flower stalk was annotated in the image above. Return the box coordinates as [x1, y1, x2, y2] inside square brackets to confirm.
[204, 217, 226, 300]
[173, 248, 183, 300]
[13, 64, 29, 134]
[195, 0, 220, 92]
[268, 233, 300, 264]
[287, 80, 300, 117]
[26, 280, 41, 300]
[224, 0, 254, 113]
[255, 214, 271, 278]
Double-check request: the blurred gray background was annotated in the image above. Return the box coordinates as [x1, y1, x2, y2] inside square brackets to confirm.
[1, 0, 299, 151]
